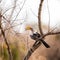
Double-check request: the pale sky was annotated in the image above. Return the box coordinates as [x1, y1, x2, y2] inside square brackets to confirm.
[0, 0, 60, 33]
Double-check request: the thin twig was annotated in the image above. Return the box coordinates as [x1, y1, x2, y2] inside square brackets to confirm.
[4, 20, 25, 31]
[11, 0, 27, 25]
[2, 15, 11, 24]
[8, 0, 17, 21]
[3, 6, 16, 15]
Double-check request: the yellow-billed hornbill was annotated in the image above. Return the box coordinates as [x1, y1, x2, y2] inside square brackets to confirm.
[25, 26, 50, 48]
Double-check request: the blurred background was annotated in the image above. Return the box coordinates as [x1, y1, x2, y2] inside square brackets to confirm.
[0, 0, 60, 60]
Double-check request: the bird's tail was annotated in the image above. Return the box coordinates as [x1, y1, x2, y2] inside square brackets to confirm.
[40, 39, 50, 48]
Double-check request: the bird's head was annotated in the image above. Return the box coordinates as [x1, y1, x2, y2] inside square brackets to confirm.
[25, 26, 34, 33]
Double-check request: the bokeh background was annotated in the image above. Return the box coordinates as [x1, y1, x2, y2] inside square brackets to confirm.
[0, 0, 60, 60]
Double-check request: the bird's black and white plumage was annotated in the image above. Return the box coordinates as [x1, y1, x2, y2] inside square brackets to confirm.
[25, 26, 50, 48]
[30, 32, 50, 48]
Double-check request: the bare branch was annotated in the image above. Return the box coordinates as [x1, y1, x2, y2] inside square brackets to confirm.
[11, 0, 27, 25]
[24, 42, 41, 60]
[0, 11, 13, 60]
[2, 15, 11, 24]
[43, 32, 60, 38]
[38, 0, 44, 35]
[4, 19, 25, 31]
[4, 23, 22, 31]
[3, 6, 16, 15]
[8, 0, 17, 20]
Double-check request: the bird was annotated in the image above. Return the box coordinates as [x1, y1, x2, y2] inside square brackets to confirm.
[25, 26, 50, 48]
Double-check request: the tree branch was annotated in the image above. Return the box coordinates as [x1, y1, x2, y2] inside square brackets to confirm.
[0, 12, 13, 60]
[38, 0, 44, 35]
[24, 41, 41, 60]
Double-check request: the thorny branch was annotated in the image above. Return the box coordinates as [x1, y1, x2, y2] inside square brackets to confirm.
[0, 12, 13, 60]
[24, 0, 60, 60]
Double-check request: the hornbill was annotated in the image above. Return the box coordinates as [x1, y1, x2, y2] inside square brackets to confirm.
[25, 26, 50, 48]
